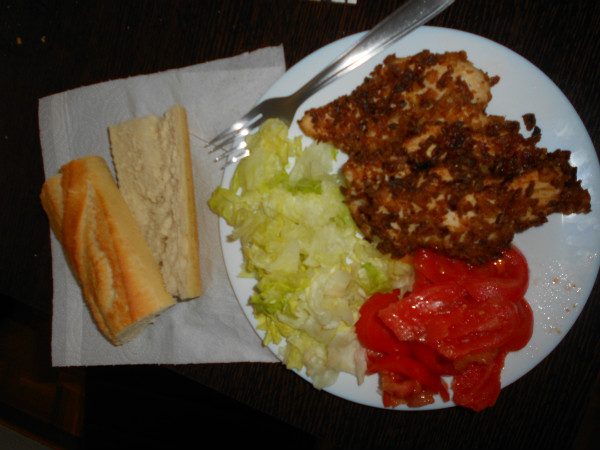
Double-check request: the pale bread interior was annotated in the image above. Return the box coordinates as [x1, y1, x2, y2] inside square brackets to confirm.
[109, 105, 202, 300]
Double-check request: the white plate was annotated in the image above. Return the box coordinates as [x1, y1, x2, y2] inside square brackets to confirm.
[218, 26, 600, 410]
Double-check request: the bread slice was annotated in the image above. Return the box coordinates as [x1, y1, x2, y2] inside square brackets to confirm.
[108, 105, 202, 300]
[40, 155, 176, 345]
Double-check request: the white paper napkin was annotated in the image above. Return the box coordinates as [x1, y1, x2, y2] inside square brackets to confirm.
[39, 46, 287, 366]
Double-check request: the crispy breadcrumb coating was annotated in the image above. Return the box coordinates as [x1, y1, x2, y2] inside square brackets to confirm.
[299, 50, 591, 264]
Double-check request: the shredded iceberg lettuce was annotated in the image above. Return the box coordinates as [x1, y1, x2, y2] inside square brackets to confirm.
[209, 119, 414, 389]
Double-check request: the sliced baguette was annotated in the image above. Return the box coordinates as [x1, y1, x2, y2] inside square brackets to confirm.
[108, 105, 202, 300]
[40, 155, 176, 346]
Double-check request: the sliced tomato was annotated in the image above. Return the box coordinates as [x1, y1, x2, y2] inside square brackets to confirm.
[501, 296, 534, 352]
[434, 296, 524, 360]
[413, 247, 471, 284]
[412, 272, 434, 291]
[462, 246, 530, 303]
[452, 351, 508, 412]
[409, 342, 459, 376]
[414, 246, 529, 303]
[378, 282, 468, 342]
[360, 246, 533, 411]
[355, 291, 412, 354]
[442, 297, 519, 339]
[367, 353, 450, 402]
[453, 349, 499, 372]
[380, 372, 436, 408]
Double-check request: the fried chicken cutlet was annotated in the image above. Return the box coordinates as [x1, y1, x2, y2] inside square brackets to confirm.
[300, 51, 497, 157]
[299, 50, 591, 264]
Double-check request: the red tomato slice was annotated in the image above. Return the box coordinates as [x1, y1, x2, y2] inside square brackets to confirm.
[501, 296, 534, 352]
[462, 246, 530, 303]
[356, 291, 412, 354]
[409, 342, 459, 376]
[452, 351, 508, 412]
[444, 297, 518, 339]
[378, 283, 468, 342]
[453, 349, 499, 372]
[413, 248, 471, 284]
[367, 353, 450, 402]
[414, 246, 530, 303]
[360, 247, 533, 411]
[380, 372, 436, 408]
[412, 271, 434, 291]
[428, 297, 525, 360]
[438, 330, 513, 361]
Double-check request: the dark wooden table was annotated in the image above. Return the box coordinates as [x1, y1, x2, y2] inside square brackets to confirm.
[1, 1, 598, 449]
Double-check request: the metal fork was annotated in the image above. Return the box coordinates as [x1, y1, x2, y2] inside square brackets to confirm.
[207, 0, 455, 165]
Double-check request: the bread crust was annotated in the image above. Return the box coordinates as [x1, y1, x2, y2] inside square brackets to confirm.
[40, 155, 175, 345]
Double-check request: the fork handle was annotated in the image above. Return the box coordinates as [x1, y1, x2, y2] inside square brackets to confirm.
[295, 0, 455, 102]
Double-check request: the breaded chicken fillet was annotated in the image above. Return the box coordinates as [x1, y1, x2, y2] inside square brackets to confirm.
[299, 50, 591, 264]
[300, 51, 497, 156]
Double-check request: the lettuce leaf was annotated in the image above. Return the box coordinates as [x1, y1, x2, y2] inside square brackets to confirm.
[209, 119, 414, 389]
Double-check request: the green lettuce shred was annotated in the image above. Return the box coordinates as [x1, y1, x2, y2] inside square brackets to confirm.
[209, 119, 414, 389]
